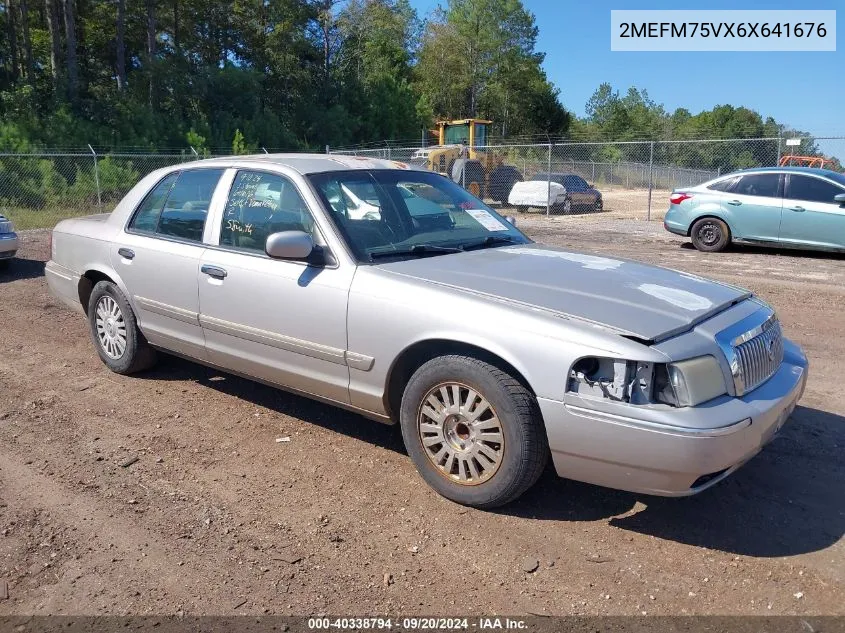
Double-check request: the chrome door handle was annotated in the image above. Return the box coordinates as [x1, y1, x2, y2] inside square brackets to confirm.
[790, 206, 806, 212]
[201, 265, 227, 280]
[727, 199, 742, 206]
[118, 248, 135, 260]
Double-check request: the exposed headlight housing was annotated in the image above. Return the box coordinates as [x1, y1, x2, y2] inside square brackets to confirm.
[654, 356, 727, 407]
[568, 355, 727, 408]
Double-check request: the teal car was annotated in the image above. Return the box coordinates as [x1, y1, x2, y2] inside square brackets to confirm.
[664, 167, 845, 253]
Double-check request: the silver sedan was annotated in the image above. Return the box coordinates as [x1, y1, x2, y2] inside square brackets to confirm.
[45, 155, 807, 508]
[0, 213, 18, 268]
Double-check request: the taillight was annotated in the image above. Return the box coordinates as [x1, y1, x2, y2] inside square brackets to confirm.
[670, 193, 693, 205]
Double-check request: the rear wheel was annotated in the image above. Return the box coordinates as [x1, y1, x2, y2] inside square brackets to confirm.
[88, 281, 157, 374]
[553, 197, 572, 215]
[400, 355, 548, 508]
[690, 217, 730, 252]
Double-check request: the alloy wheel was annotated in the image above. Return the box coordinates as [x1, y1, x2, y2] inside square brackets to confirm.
[95, 295, 127, 360]
[417, 382, 505, 485]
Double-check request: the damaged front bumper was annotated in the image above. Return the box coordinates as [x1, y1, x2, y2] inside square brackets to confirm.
[538, 339, 808, 496]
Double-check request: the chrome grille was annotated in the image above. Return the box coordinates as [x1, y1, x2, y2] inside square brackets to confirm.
[734, 319, 783, 394]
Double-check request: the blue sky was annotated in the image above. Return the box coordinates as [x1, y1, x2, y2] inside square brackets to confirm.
[408, 0, 843, 138]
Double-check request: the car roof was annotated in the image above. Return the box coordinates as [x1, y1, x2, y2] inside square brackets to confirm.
[176, 153, 428, 175]
[725, 166, 842, 178]
[533, 172, 582, 178]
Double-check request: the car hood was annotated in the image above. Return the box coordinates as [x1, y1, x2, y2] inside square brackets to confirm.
[377, 243, 750, 342]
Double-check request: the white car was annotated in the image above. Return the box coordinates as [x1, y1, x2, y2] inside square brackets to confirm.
[508, 180, 568, 211]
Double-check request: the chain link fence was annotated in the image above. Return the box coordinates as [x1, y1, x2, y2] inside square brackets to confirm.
[1, 137, 842, 229]
[331, 136, 845, 221]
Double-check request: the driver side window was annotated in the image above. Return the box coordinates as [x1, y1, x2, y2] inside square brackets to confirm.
[220, 171, 316, 254]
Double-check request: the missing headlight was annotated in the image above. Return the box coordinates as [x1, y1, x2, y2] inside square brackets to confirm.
[568, 357, 655, 405]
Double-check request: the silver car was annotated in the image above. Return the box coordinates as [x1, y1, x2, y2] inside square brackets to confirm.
[46, 155, 808, 508]
[0, 213, 18, 268]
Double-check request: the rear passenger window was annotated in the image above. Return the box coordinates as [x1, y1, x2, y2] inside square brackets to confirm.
[156, 169, 225, 242]
[129, 172, 179, 232]
[707, 177, 738, 192]
[786, 175, 844, 204]
[732, 174, 780, 198]
[220, 171, 316, 253]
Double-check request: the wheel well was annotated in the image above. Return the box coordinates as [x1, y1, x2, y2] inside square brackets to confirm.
[688, 215, 732, 239]
[384, 339, 534, 422]
[78, 270, 115, 315]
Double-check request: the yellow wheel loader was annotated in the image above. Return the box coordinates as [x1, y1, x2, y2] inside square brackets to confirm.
[410, 119, 522, 203]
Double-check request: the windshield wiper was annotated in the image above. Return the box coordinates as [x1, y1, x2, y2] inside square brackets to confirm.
[460, 235, 519, 251]
[369, 244, 463, 260]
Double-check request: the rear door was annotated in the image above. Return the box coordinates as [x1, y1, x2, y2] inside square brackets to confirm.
[780, 174, 845, 250]
[114, 168, 226, 360]
[719, 172, 783, 243]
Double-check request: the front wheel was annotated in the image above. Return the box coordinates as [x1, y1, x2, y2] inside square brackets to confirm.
[690, 217, 730, 252]
[88, 281, 157, 374]
[399, 355, 548, 508]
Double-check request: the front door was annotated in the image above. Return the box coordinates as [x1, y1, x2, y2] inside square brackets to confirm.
[780, 173, 845, 250]
[197, 169, 354, 404]
[112, 168, 226, 360]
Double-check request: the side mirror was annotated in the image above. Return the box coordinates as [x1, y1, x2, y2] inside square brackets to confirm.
[504, 215, 517, 226]
[835, 193, 845, 205]
[265, 231, 314, 260]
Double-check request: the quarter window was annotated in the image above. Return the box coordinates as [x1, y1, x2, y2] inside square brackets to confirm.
[732, 174, 780, 198]
[220, 171, 316, 253]
[156, 169, 224, 242]
[786, 175, 844, 204]
[129, 172, 179, 232]
[707, 177, 738, 192]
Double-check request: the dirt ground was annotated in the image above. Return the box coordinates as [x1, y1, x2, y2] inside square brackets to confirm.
[1, 219, 844, 617]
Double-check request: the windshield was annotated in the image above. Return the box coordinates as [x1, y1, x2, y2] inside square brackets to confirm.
[309, 169, 531, 262]
[444, 124, 470, 145]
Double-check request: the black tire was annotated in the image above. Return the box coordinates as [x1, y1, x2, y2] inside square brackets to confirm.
[552, 197, 572, 215]
[87, 280, 157, 374]
[516, 206, 528, 214]
[399, 355, 548, 509]
[488, 165, 523, 204]
[690, 217, 730, 252]
[594, 197, 603, 212]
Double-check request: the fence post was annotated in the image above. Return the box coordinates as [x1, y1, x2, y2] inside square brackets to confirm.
[646, 141, 655, 221]
[546, 143, 552, 217]
[776, 132, 782, 165]
[591, 162, 595, 183]
[88, 144, 102, 208]
[325, 145, 330, 154]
